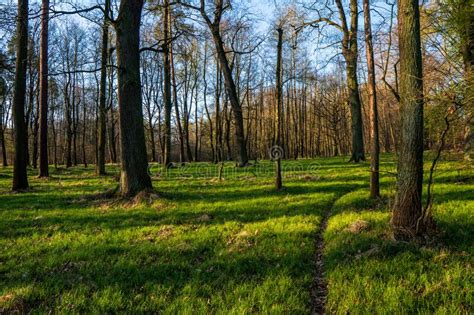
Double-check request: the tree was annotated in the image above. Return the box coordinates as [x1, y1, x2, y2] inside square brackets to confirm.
[181, 0, 249, 166]
[12, 0, 29, 191]
[340, 0, 365, 162]
[97, 0, 110, 175]
[275, 26, 283, 190]
[0, 76, 8, 167]
[391, 0, 427, 239]
[303, 0, 365, 162]
[455, 0, 473, 160]
[38, 0, 49, 177]
[363, 0, 380, 198]
[115, 0, 153, 197]
[162, 0, 172, 167]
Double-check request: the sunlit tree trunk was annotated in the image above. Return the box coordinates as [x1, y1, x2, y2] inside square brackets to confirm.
[363, 0, 380, 198]
[163, 0, 172, 167]
[275, 27, 283, 190]
[391, 0, 426, 239]
[202, 4, 248, 166]
[97, 0, 110, 175]
[38, 0, 49, 177]
[170, 41, 185, 163]
[344, 0, 365, 162]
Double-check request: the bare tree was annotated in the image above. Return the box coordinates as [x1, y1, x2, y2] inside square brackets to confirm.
[163, 0, 172, 167]
[275, 26, 283, 190]
[0, 77, 8, 167]
[38, 0, 49, 177]
[97, 0, 110, 175]
[303, 0, 365, 162]
[180, 0, 249, 166]
[391, 0, 427, 239]
[12, 0, 29, 191]
[363, 0, 379, 198]
[115, 0, 152, 196]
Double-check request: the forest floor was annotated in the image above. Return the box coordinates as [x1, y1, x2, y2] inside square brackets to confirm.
[0, 154, 472, 313]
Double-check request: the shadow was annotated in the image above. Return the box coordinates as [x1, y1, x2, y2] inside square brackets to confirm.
[2, 226, 315, 313]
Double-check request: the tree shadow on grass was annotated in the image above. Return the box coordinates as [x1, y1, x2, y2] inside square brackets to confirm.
[1, 228, 315, 313]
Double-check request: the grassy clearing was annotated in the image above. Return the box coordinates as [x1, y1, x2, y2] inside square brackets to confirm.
[324, 155, 473, 314]
[0, 154, 472, 313]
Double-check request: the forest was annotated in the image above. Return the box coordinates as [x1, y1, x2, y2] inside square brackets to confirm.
[0, 0, 472, 313]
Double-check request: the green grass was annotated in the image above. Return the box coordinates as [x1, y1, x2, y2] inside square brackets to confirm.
[0, 154, 472, 313]
[324, 155, 473, 314]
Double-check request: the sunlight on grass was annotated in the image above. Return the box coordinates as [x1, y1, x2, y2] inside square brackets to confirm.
[0, 154, 472, 313]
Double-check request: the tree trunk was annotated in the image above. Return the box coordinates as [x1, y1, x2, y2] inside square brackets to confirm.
[162, 0, 172, 167]
[275, 27, 283, 190]
[202, 44, 215, 162]
[32, 108, 38, 169]
[364, 0, 380, 198]
[97, 0, 110, 175]
[65, 86, 73, 168]
[115, 0, 152, 197]
[391, 0, 426, 240]
[215, 62, 223, 162]
[50, 99, 57, 169]
[38, 0, 49, 177]
[0, 78, 7, 167]
[332, 0, 366, 162]
[460, 0, 474, 160]
[345, 56, 365, 162]
[208, 25, 248, 166]
[12, 0, 29, 191]
[0, 126, 6, 167]
[170, 42, 185, 163]
[82, 76, 87, 168]
[183, 63, 193, 162]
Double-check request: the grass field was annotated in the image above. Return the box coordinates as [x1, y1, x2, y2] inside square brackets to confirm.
[0, 154, 472, 313]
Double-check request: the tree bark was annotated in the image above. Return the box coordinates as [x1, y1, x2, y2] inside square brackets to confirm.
[115, 0, 152, 197]
[64, 82, 73, 168]
[209, 25, 249, 166]
[391, 0, 426, 239]
[38, 0, 49, 177]
[344, 0, 365, 162]
[12, 0, 29, 191]
[162, 0, 172, 167]
[0, 78, 7, 167]
[459, 0, 474, 160]
[170, 42, 185, 163]
[363, 0, 380, 198]
[275, 27, 283, 190]
[97, 0, 110, 175]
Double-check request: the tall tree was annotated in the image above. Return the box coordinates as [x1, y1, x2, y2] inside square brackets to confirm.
[97, 0, 110, 175]
[162, 0, 172, 167]
[12, 0, 29, 191]
[170, 39, 185, 163]
[275, 26, 283, 190]
[303, 0, 365, 162]
[38, 0, 49, 177]
[363, 0, 380, 198]
[182, 0, 249, 166]
[340, 0, 365, 162]
[115, 0, 152, 196]
[391, 0, 427, 239]
[0, 77, 7, 167]
[457, 0, 473, 160]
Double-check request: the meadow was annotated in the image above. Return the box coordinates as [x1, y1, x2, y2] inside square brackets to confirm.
[0, 154, 472, 313]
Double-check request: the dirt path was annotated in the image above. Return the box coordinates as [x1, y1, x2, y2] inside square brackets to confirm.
[310, 205, 331, 314]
